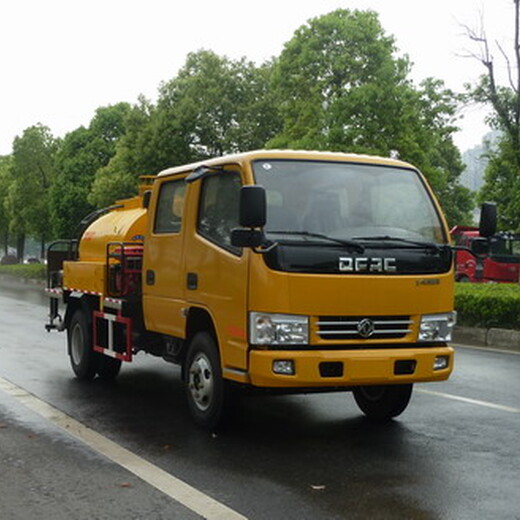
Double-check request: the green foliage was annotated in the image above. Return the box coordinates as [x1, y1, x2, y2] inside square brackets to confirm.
[478, 137, 520, 230]
[455, 282, 520, 329]
[270, 9, 407, 152]
[159, 50, 280, 159]
[51, 103, 132, 236]
[0, 155, 12, 252]
[0, 263, 46, 280]
[6, 124, 58, 258]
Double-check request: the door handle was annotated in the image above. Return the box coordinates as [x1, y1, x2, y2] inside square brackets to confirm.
[187, 272, 198, 290]
[146, 270, 155, 285]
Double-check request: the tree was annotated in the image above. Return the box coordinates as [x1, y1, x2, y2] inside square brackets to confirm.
[0, 155, 12, 256]
[88, 99, 156, 208]
[89, 51, 281, 208]
[465, 0, 520, 229]
[158, 50, 280, 159]
[7, 124, 58, 259]
[50, 103, 132, 237]
[270, 9, 410, 153]
[269, 9, 472, 225]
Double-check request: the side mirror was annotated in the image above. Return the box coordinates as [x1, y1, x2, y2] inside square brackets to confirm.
[238, 185, 266, 228]
[479, 202, 497, 238]
[230, 228, 265, 248]
[231, 185, 277, 253]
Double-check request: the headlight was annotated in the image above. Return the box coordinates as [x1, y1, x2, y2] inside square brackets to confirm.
[249, 312, 309, 345]
[418, 312, 457, 342]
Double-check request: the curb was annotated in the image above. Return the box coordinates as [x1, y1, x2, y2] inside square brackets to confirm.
[453, 326, 520, 353]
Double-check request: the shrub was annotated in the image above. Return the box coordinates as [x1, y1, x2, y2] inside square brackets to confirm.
[455, 283, 520, 329]
[0, 263, 46, 281]
[0, 255, 18, 265]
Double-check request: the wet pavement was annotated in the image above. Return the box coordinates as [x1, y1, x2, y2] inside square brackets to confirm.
[1, 279, 520, 519]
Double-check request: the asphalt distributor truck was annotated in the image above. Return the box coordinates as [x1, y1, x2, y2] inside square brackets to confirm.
[45, 150, 496, 429]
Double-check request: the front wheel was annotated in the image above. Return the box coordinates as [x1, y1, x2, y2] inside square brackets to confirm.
[184, 332, 231, 430]
[353, 384, 413, 420]
[68, 309, 99, 381]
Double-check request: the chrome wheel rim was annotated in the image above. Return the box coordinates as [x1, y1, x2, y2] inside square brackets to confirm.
[188, 353, 214, 411]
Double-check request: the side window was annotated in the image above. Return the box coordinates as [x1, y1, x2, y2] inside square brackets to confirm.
[154, 179, 186, 234]
[198, 173, 241, 253]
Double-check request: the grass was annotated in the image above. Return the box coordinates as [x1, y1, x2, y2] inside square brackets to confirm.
[0, 263, 46, 281]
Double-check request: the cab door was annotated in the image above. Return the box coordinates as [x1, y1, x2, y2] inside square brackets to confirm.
[143, 175, 187, 337]
[183, 167, 250, 372]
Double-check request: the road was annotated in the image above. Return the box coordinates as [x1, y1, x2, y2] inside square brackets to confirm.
[0, 280, 519, 520]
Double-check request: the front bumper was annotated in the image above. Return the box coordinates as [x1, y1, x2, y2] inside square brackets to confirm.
[248, 345, 454, 388]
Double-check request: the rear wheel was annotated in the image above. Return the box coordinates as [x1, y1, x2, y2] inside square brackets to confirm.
[68, 309, 99, 380]
[353, 384, 413, 420]
[184, 332, 231, 430]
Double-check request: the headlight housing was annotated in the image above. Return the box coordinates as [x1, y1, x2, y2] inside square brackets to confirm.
[418, 312, 457, 342]
[249, 312, 309, 346]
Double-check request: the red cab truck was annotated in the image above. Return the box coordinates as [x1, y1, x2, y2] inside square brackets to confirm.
[451, 226, 520, 283]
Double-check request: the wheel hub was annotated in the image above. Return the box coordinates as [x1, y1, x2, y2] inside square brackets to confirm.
[188, 354, 214, 411]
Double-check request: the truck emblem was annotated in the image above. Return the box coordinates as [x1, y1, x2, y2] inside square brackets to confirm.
[339, 257, 397, 272]
[357, 318, 375, 338]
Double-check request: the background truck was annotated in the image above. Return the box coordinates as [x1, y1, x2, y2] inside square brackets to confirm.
[451, 225, 520, 283]
[45, 150, 496, 429]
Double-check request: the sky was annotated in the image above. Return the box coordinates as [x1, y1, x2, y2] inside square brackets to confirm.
[0, 0, 516, 156]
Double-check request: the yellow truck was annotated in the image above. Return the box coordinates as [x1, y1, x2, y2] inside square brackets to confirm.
[45, 150, 496, 429]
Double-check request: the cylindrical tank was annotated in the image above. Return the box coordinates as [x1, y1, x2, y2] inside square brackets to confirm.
[79, 195, 147, 262]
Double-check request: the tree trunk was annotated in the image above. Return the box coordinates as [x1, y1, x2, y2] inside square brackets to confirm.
[16, 234, 25, 263]
[40, 236, 46, 260]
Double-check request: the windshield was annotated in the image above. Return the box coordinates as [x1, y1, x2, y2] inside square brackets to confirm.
[252, 159, 446, 245]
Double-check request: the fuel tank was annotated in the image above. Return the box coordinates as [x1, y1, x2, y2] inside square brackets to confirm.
[78, 195, 148, 262]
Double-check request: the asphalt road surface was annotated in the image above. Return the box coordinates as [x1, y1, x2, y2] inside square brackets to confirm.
[0, 280, 519, 520]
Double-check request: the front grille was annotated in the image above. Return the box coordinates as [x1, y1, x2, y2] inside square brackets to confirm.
[317, 315, 413, 341]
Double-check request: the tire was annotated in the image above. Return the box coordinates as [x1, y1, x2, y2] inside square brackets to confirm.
[353, 384, 413, 420]
[68, 309, 99, 381]
[184, 332, 231, 430]
[97, 356, 122, 381]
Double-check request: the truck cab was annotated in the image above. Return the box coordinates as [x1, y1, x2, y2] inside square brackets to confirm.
[141, 151, 456, 426]
[451, 226, 520, 283]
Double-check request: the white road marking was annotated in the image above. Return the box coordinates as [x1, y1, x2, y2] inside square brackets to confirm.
[0, 376, 247, 520]
[417, 388, 520, 414]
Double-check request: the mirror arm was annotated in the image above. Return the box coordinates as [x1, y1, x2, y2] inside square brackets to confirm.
[253, 240, 278, 254]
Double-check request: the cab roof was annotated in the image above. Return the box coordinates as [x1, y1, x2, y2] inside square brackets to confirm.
[156, 149, 416, 178]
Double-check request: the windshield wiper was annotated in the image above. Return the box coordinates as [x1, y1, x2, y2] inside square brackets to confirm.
[353, 235, 442, 252]
[267, 231, 365, 253]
